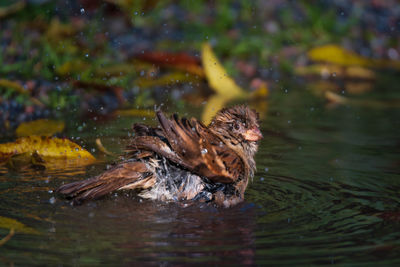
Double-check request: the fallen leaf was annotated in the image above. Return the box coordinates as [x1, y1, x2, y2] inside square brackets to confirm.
[308, 45, 370, 67]
[5, 152, 45, 170]
[201, 43, 248, 98]
[16, 119, 65, 137]
[308, 45, 400, 70]
[95, 138, 116, 157]
[0, 216, 39, 235]
[134, 51, 204, 76]
[0, 228, 14, 247]
[0, 136, 96, 165]
[200, 43, 268, 123]
[325, 91, 400, 108]
[202, 94, 231, 125]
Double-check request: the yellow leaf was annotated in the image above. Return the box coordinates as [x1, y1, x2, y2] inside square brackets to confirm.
[325, 91, 400, 108]
[308, 45, 371, 67]
[95, 138, 117, 157]
[308, 45, 400, 70]
[324, 91, 349, 105]
[16, 119, 65, 137]
[201, 43, 248, 98]
[200, 43, 267, 124]
[201, 94, 231, 125]
[250, 82, 269, 98]
[0, 136, 96, 165]
[0, 228, 14, 247]
[5, 152, 40, 170]
[0, 216, 39, 235]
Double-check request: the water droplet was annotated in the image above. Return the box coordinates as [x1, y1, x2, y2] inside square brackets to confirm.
[201, 148, 208, 154]
[49, 197, 56, 204]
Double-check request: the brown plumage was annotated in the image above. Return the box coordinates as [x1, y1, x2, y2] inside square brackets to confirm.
[57, 105, 262, 207]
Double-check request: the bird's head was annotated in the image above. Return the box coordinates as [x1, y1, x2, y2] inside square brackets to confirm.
[209, 105, 262, 148]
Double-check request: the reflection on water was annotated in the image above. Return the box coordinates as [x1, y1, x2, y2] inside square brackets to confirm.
[1, 88, 400, 265]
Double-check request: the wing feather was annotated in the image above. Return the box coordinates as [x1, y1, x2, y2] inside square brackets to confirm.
[155, 111, 243, 183]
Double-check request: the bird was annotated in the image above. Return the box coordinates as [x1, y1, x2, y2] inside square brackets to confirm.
[57, 105, 262, 207]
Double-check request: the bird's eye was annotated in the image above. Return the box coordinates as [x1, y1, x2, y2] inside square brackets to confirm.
[234, 123, 240, 130]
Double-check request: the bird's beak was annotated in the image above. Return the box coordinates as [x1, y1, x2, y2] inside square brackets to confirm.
[243, 127, 263, 141]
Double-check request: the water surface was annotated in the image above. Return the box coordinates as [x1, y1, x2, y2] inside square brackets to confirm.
[1, 85, 400, 265]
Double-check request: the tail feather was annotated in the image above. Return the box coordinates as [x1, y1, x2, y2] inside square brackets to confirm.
[57, 161, 155, 204]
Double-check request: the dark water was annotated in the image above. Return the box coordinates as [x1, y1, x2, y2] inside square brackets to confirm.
[1, 87, 400, 265]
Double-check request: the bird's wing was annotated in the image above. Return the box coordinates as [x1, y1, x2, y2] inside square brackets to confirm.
[57, 161, 155, 204]
[154, 111, 243, 183]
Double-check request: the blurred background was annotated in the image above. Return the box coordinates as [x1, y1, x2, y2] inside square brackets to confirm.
[1, 0, 399, 132]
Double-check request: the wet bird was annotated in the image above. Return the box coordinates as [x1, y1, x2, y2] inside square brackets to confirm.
[57, 105, 262, 207]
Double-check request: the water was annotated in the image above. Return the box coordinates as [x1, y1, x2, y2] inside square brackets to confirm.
[1, 87, 400, 265]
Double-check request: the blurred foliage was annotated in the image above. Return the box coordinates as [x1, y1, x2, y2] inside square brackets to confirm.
[0, 0, 399, 136]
